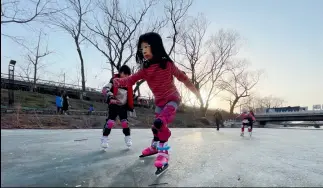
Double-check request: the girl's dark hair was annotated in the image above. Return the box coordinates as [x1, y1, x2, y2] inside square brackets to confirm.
[119, 65, 131, 75]
[135, 32, 173, 69]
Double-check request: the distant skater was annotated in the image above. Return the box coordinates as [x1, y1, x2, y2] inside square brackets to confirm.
[55, 91, 63, 114]
[62, 91, 69, 115]
[101, 65, 134, 149]
[214, 110, 223, 131]
[236, 108, 256, 136]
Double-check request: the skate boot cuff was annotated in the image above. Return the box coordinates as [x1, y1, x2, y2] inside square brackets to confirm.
[157, 152, 169, 159]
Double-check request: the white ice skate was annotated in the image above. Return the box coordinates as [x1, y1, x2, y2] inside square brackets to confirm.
[101, 136, 109, 149]
[240, 132, 244, 137]
[124, 136, 132, 148]
[248, 126, 252, 137]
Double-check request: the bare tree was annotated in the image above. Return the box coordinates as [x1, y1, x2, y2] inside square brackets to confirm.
[256, 95, 285, 109]
[236, 94, 257, 111]
[49, 0, 91, 92]
[70, 63, 87, 90]
[75, 65, 82, 89]
[16, 61, 34, 90]
[177, 23, 240, 116]
[238, 94, 285, 113]
[178, 82, 191, 106]
[132, 0, 193, 97]
[1, 0, 60, 25]
[82, 0, 157, 76]
[164, 0, 193, 57]
[220, 61, 263, 114]
[16, 61, 32, 81]
[1, 0, 65, 55]
[16, 30, 52, 91]
[177, 14, 208, 113]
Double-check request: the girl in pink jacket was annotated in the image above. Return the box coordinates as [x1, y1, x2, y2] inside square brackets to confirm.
[113, 32, 200, 174]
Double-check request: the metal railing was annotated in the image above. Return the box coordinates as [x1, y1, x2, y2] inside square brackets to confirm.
[256, 110, 323, 117]
[1, 73, 100, 92]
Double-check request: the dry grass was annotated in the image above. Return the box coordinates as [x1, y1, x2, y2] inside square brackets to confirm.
[1, 89, 108, 110]
[1, 89, 234, 129]
[1, 113, 107, 129]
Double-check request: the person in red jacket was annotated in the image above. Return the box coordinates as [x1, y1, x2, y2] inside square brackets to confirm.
[101, 65, 134, 149]
[236, 108, 256, 137]
[112, 32, 200, 174]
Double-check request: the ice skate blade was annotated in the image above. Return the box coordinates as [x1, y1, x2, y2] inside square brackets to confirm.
[139, 152, 158, 158]
[155, 164, 169, 176]
[101, 147, 108, 151]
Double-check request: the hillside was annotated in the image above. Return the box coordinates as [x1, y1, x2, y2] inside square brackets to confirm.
[1, 89, 235, 129]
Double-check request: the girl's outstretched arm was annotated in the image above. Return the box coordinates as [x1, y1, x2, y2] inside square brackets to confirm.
[170, 63, 200, 98]
[113, 69, 145, 87]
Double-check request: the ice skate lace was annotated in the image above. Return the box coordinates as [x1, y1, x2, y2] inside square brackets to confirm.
[151, 141, 159, 149]
[126, 137, 132, 144]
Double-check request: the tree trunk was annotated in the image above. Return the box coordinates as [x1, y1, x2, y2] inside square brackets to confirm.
[197, 91, 207, 117]
[137, 85, 141, 97]
[75, 39, 86, 92]
[134, 80, 145, 96]
[200, 106, 208, 117]
[110, 63, 115, 76]
[229, 97, 239, 114]
[33, 62, 37, 92]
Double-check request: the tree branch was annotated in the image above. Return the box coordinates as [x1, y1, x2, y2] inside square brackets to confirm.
[1, 0, 63, 24]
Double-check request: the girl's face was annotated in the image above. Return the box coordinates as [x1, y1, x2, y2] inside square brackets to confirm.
[140, 42, 152, 60]
[119, 72, 129, 78]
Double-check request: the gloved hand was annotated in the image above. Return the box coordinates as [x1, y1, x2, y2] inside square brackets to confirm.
[109, 99, 118, 105]
[104, 94, 113, 104]
[102, 87, 108, 96]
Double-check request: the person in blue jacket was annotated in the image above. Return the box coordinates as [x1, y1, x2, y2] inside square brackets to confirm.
[55, 91, 63, 114]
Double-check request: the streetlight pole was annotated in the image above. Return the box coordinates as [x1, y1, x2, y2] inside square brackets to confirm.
[8, 60, 16, 106]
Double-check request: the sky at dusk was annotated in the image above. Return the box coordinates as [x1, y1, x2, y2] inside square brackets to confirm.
[1, 0, 322, 111]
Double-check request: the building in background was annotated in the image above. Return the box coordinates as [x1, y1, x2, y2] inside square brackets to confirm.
[255, 106, 309, 114]
[313, 104, 322, 111]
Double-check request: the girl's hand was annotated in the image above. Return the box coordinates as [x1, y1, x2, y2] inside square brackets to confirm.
[102, 87, 108, 96]
[109, 99, 118, 104]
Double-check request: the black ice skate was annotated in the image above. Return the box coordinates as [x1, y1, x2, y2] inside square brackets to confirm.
[155, 163, 169, 176]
